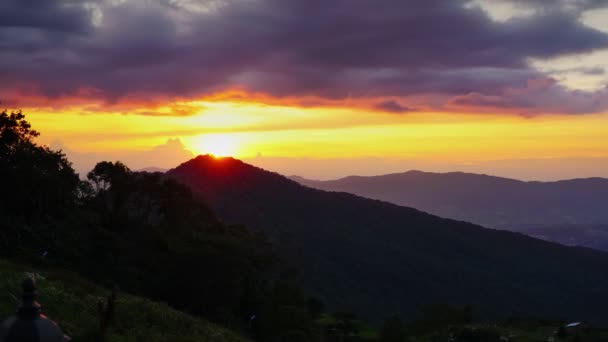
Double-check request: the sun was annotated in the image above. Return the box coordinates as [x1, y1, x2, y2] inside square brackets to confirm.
[200, 134, 239, 157]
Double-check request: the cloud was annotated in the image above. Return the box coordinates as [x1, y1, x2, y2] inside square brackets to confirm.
[580, 66, 606, 75]
[542, 66, 606, 75]
[495, 0, 608, 12]
[0, 0, 93, 33]
[449, 77, 608, 114]
[56, 137, 195, 176]
[373, 100, 413, 114]
[2, 0, 608, 114]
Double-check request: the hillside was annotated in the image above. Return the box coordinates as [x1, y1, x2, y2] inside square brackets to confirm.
[168, 156, 608, 322]
[292, 171, 608, 231]
[0, 259, 248, 342]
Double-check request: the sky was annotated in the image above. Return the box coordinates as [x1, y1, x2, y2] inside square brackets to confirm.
[2, 0, 608, 180]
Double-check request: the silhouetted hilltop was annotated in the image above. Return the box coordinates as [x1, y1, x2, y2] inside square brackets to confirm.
[168, 156, 608, 322]
[291, 171, 608, 228]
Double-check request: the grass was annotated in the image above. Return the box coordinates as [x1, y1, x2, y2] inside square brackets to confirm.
[0, 259, 249, 342]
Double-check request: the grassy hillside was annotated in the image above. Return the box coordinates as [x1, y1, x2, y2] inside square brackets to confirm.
[0, 259, 249, 342]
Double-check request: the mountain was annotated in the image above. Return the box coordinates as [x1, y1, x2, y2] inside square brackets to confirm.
[168, 156, 608, 322]
[291, 171, 608, 227]
[138, 166, 168, 173]
[291, 171, 608, 250]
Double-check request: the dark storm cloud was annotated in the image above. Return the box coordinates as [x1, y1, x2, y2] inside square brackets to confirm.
[450, 78, 608, 114]
[0, 0, 93, 33]
[373, 101, 414, 114]
[2, 0, 608, 114]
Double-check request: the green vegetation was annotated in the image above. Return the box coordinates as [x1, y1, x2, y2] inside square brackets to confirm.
[0, 258, 248, 342]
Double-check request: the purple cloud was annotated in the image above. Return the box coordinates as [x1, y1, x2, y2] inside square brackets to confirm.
[450, 78, 608, 114]
[373, 100, 414, 114]
[1, 0, 608, 114]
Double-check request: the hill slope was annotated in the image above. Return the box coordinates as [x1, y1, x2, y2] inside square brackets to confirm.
[0, 259, 248, 342]
[168, 156, 608, 322]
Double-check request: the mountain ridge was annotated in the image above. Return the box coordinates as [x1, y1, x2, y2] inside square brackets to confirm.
[290, 170, 608, 230]
[292, 170, 608, 185]
[167, 155, 608, 322]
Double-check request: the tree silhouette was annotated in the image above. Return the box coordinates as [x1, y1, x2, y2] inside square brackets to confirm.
[87, 161, 131, 193]
[380, 315, 407, 342]
[0, 108, 80, 257]
[0, 109, 39, 147]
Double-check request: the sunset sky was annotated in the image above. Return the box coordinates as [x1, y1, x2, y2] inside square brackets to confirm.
[2, 0, 608, 180]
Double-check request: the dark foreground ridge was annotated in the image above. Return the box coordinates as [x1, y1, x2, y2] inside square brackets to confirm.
[169, 155, 608, 322]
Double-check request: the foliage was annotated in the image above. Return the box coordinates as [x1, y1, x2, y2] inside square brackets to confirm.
[409, 304, 475, 335]
[0, 109, 39, 147]
[380, 316, 407, 342]
[0, 109, 80, 224]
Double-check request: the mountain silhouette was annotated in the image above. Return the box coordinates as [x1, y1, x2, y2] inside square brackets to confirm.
[291, 171, 608, 250]
[291, 172, 608, 225]
[168, 156, 608, 322]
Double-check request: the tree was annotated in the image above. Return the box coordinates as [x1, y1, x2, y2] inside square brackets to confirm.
[307, 298, 325, 319]
[557, 325, 567, 339]
[463, 304, 473, 325]
[0, 109, 39, 149]
[85, 161, 134, 229]
[0, 108, 83, 260]
[87, 161, 131, 193]
[380, 316, 407, 342]
[0, 108, 80, 221]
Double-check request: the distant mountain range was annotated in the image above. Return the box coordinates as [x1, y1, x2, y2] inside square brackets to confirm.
[168, 156, 608, 322]
[138, 167, 168, 173]
[291, 171, 608, 250]
[291, 171, 608, 227]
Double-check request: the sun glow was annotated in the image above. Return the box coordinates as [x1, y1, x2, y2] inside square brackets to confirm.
[197, 134, 239, 157]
